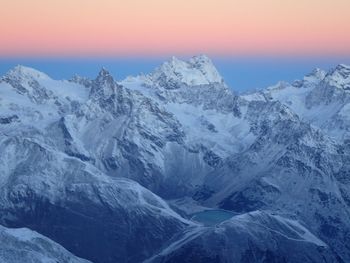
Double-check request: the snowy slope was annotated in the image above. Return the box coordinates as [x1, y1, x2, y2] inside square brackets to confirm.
[146, 211, 341, 263]
[0, 225, 91, 263]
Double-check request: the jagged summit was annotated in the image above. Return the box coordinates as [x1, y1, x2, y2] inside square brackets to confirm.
[324, 63, 350, 89]
[328, 64, 350, 78]
[189, 54, 213, 65]
[97, 67, 112, 78]
[95, 67, 115, 84]
[90, 68, 117, 98]
[335, 63, 350, 71]
[93, 68, 115, 87]
[305, 68, 327, 79]
[151, 55, 223, 86]
[189, 54, 223, 83]
[291, 67, 327, 88]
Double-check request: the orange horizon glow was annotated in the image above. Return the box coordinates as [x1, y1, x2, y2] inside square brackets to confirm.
[1, 0, 350, 57]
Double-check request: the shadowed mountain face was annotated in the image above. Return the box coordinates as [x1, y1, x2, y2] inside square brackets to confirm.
[0, 225, 91, 263]
[0, 56, 349, 262]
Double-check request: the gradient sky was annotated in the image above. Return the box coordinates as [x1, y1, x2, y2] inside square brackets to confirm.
[1, 0, 350, 90]
[1, 0, 350, 56]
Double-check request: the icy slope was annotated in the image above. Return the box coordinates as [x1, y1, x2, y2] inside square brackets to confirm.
[146, 211, 342, 263]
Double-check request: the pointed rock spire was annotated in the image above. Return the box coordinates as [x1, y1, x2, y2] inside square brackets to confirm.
[90, 67, 117, 98]
[96, 67, 114, 83]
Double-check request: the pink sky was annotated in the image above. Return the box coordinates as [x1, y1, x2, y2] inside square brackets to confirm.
[1, 0, 350, 57]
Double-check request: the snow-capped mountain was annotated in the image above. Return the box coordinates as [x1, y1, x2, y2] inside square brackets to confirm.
[0, 123, 189, 262]
[243, 63, 350, 141]
[0, 225, 91, 263]
[0, 56, 349, 262]
[150, 55, 224, 87]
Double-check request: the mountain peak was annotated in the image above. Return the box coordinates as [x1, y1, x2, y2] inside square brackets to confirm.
[189, 54, 213, 66]
[336, 63, 350, 71]
[97, 67, 112, 78]
[307, 68, 326, 78]
[169, 56, 183, 65]
[4, 65, 50, 81]
[303, 68, 326, 85]
[95, 67, 115, 84]
[330, 64, 350, 77]
[152, 55, 223, 87]
[325, 64, 350, 88]
[90, 67, 117, 98]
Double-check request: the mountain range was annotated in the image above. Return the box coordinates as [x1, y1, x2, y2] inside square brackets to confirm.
[0, 55, 349, 262]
